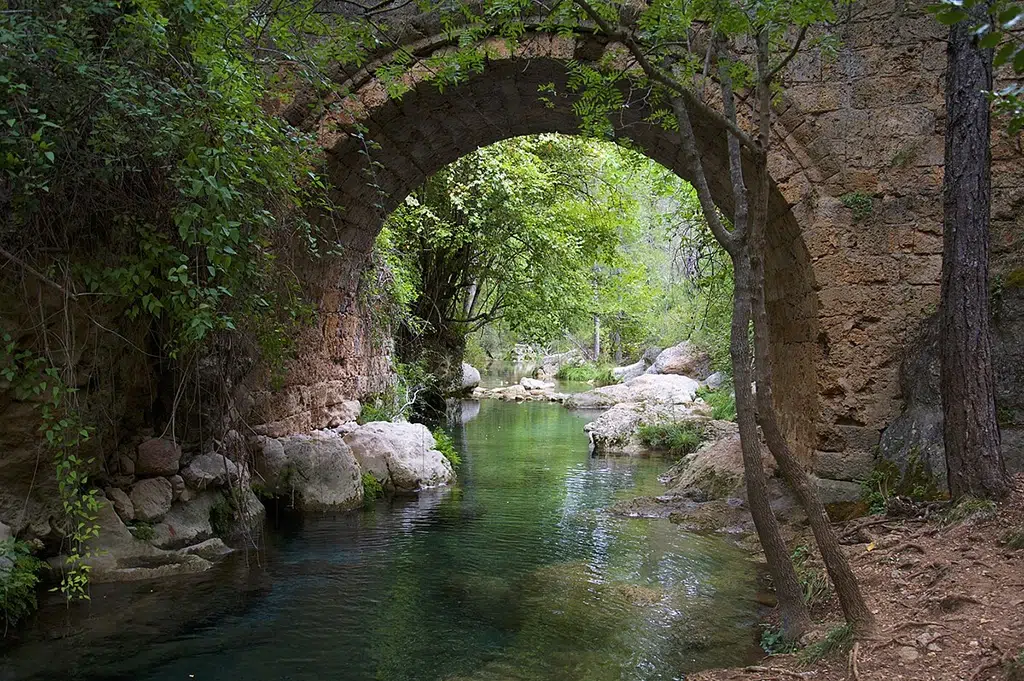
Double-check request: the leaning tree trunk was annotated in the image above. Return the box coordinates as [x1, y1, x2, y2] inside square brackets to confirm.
[671, 88, 810, 640]
[743, 31, 877, 634]
[731, 257, 813, 640]
[941, 6, 1010, 500]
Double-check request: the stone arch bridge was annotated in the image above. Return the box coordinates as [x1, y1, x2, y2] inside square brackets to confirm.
[253, 0, 1024, 484]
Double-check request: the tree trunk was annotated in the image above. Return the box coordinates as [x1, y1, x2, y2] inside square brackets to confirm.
[730, 258, 812, 640]
[748, 238, 876, 634]
[941, 6, 1010, 500]
[593, 314, 601, 360]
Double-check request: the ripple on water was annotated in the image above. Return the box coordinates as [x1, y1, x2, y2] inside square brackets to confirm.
[1, 399, 763, 681]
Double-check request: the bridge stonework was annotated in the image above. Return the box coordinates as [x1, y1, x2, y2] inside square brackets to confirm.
[266, 0, 1023, 483]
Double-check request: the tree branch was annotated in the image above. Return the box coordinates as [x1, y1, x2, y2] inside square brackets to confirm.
[573, 0, 758, 151]
[766, 25, 809, 83]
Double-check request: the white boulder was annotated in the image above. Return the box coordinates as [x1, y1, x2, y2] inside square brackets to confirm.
[645, 341, 710, 379]
[344, 421, 454, 492]
[251, 432, 363, 511]
[565, 374, 701, 410]
[461, 363, 482, 392]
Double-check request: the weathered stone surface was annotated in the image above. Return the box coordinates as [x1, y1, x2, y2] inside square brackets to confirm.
[252, 432, 363, 510]
[178, 538, 233, 561]
[81, 497, 212, 583]
[585, 402, 713, 456]
[611, 360, 646, 382]
[105, 487, 135, 522]
[129, 477, 173, 522]
[0, 521, 11, 542]
[182, 453, 240, 490]
[565, 374, 701, 410]
[135, 438, 182, 476]
[645, 342, 711, 379]
[149, 490, 220, 549]
[704, 372, 725, 390]
[168, 474, 185, 500]
[344, 421, 454, 492]
[519, 377, 552, 391]
[663, 429, 772, 501]
[461, 363, 482, 392]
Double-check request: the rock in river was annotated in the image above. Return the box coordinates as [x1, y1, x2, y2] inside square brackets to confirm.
[345, 421, 454, 492]
[565, 374, 701, 410]
[252, 432, 363, 511]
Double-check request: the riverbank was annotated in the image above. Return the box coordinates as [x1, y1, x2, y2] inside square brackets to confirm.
[689, 476, 1024, 681]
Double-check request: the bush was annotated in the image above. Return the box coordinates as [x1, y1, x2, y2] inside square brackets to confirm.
[0, 539, 43, 629]
[760, 625, 798, 655]
[362, 473, 384, 503]
[593, 368, 620, 387]
[859, 455, 944, 515]
[696, 385, 736, 421]
[1001, 527, 1024, 550]
[791, 545, 831, 608]
[636, 421, 706, 456]
[433, 429, 461, 468]
[209, 493, 239, 536]
[799, 624, 853, 665]
[127, 522, 155, 542]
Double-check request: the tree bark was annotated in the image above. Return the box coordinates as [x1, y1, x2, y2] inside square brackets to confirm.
[672, 87, 810, 641]
[593, 314, 601, 360]
[743, 30, 877, 634]
[941, 5, 1010, 500]
[731, 258, 812, 640]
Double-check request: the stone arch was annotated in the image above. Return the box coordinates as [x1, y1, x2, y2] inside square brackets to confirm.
[255, 31, 827, 463]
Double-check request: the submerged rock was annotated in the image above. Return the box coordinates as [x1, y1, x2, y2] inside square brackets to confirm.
[251, 432, 363, 511]
[644, 341, 710, 379]
[344, 421, 454, 492]
[182, 452, 241, 490]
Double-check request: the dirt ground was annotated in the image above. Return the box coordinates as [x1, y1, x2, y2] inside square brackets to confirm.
[691, 475, 1024, 681]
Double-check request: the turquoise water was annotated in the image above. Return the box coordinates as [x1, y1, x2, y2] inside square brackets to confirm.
[1, 399, 762, 681]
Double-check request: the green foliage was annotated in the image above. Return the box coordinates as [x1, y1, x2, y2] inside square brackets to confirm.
[1005, 647, 1024, 681]
[1000, 527, 1024, 550]
[358, 361, 438, 424]
[791, 545, 832, 608]
[127, 522, 155, 542]
[433, 430, 462, 468]
[941, 497, 997, 526]
[840, 192, 874, 222]
[1, 0, 344, 364]
[555, 363, 619, 385]
[636, 421, 706, 456]
[798, 624, 854, 665]
[362, 473, 385, 503]
[0, 539, 43, 629]
[209, 493, 239, 536]
[860, 456, 944, 515]
[1, 334, 99, 601]
[760, 625, 798, 655]
[696, 385, 737, 421]
[928, 0, 1024, 134]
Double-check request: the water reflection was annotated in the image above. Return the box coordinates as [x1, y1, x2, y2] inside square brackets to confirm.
[1, 400, 761, 681]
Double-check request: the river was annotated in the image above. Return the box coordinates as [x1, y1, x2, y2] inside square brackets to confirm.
[1, 397, 763, 681]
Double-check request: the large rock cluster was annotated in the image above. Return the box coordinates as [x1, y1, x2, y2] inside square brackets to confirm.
[250, 420, 455, 511]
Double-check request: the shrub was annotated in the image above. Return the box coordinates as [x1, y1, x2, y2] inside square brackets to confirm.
[859, 455, 944, 515]
[941, 497, 997, 527]
[593, 368, 620, 387]
[209, 493, 239, 536]
[637, 422, 706, 456]
[841, 192, 873, 222]
[433, 429, 462, 468]
[1005, 647, 1024, 681]
[128, 522, 155, 542]
[696, 385, 736, 421]
[799, 624, 853, 665]
[760, 625, 798, 655]
[791, 545, 831, 608]
[362, 473, 384, 503]
[1001, 527, 1024, 550]
[0, 539, 43, 629]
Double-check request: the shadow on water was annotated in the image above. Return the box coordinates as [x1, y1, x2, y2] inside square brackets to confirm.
[1, 399, 763, 681]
